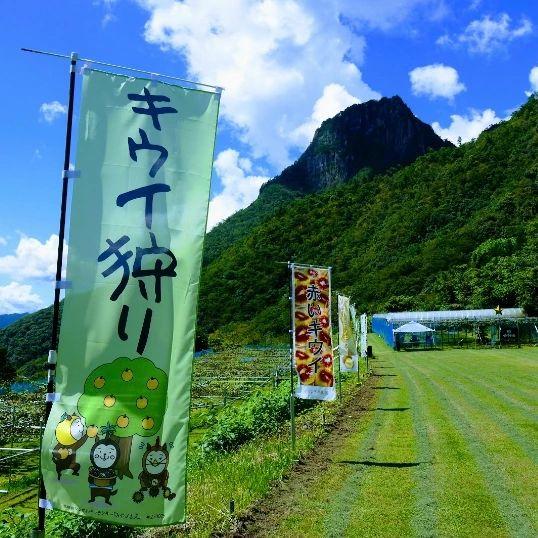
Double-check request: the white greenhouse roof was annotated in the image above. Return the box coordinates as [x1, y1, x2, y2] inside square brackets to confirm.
[394, 321, 435, 333]
[373, 308, 525, 322]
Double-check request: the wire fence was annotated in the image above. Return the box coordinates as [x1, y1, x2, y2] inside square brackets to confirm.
[0, 391, 43, 511]
[0, 346, 292, 510]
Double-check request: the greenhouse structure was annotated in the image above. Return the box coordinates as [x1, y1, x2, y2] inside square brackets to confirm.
[372, 308, 538, 350]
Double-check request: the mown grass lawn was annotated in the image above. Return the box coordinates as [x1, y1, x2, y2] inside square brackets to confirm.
[250, 337, 537, 537]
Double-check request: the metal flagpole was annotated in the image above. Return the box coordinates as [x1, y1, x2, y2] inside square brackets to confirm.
[34, 51, 78, 538]
[356, 309, 361, 386]
[21, 47, 222, 92]
[288, 262, 296, 451]
[364, 314, 369, 373]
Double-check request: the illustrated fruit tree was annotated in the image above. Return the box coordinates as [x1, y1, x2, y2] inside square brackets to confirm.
[78, 356, 168, 479]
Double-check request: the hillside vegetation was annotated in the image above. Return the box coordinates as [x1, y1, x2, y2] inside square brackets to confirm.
[198, 97, 537, 343]
[0, 304, 57, 368]
[203, 95, 450, 265]
[1, 97, 536, 364]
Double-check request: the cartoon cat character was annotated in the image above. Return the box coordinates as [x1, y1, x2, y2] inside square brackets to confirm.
[52, 412, 91, 480]
[132, 437, 176, 503]
[88, 433, 120, 505]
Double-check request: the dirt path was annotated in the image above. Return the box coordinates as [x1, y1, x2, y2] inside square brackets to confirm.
[231, 365, 381, 537]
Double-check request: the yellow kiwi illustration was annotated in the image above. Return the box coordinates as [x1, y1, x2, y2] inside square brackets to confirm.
[93, 376, 105, 389]
[141, 416, 154, 430]
[104, 394, 116, 407]
[136, 396, 148, 409]
[117, 414, 130, 428]
[146, 377, 159, 390]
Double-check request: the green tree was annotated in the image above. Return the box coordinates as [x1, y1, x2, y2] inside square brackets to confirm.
[0, 347, 16, 382]
[77, 356, 167, 479]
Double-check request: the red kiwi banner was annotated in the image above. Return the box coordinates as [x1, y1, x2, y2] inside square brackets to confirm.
[40, 69, 220, 526]
[291, 264, 336, 400]
[338, 295, 358, 372]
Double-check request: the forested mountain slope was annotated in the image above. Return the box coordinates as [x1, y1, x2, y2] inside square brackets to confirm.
[198, 97, 537, 343]
[203, 96, 451, 265]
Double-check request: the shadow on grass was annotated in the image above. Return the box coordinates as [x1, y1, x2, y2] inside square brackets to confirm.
[372, 373, 398, 377]
[358, 407, 410, 412]
[338, 460, 424, 468]
[372, 386, 400, 390]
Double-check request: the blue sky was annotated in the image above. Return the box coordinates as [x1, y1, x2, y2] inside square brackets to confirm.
[0, 0, 535, 314]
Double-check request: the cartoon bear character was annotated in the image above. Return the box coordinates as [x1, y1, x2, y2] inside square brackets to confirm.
[132, 437, 176, 503]
[52, 413, 89, 480]
[88, 434, 120, 505]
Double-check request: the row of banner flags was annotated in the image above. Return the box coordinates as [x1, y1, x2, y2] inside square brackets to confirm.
[38, 67, 367, 529]
[290, 263, 368, 401]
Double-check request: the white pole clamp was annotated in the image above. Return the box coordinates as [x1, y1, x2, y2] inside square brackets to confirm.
[62, 170, 81, 180]
[55, 280, 72, 290]
[45, 393, 60, 403]
[39, 498, 53, 509]
[80, 62, 93, 76]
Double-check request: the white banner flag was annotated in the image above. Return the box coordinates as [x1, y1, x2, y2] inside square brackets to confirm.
[360, 313, 368, 358]
[338, 295, 358, 372]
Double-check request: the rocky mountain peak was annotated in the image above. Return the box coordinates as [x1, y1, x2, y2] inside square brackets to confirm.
[266, 95, 452, 193]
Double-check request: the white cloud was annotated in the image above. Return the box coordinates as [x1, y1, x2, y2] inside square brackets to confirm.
[0, 282, 42, 314]
[102, 12, 116, 26]
[435, 34, 451, 46]
[409, 64, 465, 100]
[432, 109, 503, 144]
[340, 0, 448, 31]
[207, 149, 269, 230]
[0, 237, 7, 246]
[0, 235, 66, 281]
[137, 0, 381, 168]
[96, 0, 117, 25]
[290, 83, 360, 146]
[438, 13, 532, 54]
[39, 101, 67, 123]
[468, 0, 482, 10]
[527, 66, 538, 96]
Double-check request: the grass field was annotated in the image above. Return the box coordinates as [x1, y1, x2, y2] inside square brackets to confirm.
[2, 341, 536, 537]
[244, 337, 538, 537]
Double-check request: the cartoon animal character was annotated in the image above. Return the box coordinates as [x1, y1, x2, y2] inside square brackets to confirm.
[132, 437, 176, 503]
[88, 432, 120, 505]
[52, 413, 89, 480]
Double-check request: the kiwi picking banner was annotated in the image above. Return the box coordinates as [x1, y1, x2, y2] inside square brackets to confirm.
[338, 295, 358, 372]
[40, 69, 220, 526]
[291, 264, 336, 401]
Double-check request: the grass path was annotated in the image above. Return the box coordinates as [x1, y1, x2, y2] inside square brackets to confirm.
[242, 338, 538, 537]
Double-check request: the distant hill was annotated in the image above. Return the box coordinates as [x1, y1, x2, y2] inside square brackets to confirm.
[203, 95, 451, 265]
[0, 304, 56, 368]
[0, 313, 27, 329]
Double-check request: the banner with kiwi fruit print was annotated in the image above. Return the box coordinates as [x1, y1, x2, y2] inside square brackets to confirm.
[40, 69, 220, 526]
[338, 295, 359, 372]
[291, 264, 336, 401]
